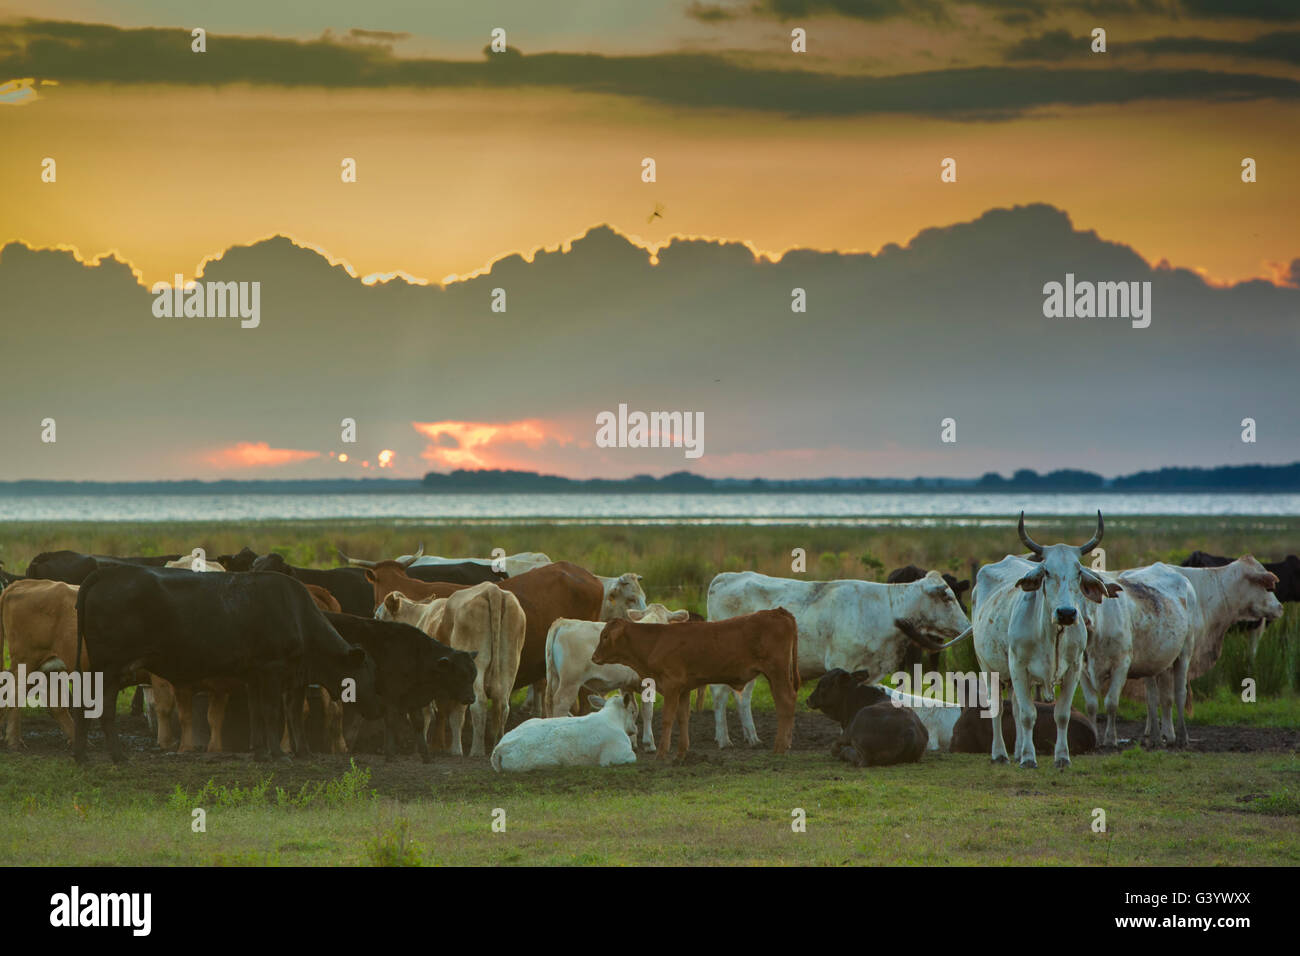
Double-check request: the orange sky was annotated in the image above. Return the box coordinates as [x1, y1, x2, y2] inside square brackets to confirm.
[4, 84, 1295, 289]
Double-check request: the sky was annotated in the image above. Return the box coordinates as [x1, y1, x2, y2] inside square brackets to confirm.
[1, 1, 1297, 481]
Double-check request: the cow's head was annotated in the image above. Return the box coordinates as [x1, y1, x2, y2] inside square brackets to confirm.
[1231, 555, 1284, 622]
[430, 645, 479, 706]
[1015, 511, 1119, 629]
[942, 573, 972, 606]
[604, 573, 648, 621]
[896, 571, 972, 643]
[1275, 555, 1300, 604]
[250, 552, 292, 576]
[216, 546, 259, 572]
[591, 619, 631, 666]
[806, 669, 890, 724]
[627, 603, 690, 625]
[376, 590, 424, 624]
[588, 690, 639, 740]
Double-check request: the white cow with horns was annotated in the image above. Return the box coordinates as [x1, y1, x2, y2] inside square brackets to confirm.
[972, 512, 1120, 769]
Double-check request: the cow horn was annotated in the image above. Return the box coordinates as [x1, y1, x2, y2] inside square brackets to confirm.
[397, 543, 425, 568]
[1017, 512, 1044, 556]
[1078, 510, 1104, 556]
[896, 619, 974, 652]
[336, 548, 376, 569]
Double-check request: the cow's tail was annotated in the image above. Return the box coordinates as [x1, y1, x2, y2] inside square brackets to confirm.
[784, 608, 800, 694]
[543, 624, 558, 717]
[74, 571, 94, 677]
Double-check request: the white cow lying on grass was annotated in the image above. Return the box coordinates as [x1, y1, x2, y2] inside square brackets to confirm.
[490, 691, 639, 771]
[544, 603, 690, 752]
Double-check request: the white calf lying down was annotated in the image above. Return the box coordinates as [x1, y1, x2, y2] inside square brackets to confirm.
[873, 685, 962, 752]
[490, 691, 638, 771]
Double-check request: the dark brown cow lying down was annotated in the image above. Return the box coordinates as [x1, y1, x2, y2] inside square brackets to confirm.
[832, 702, 929, 767]
[949, 702, 1097, 755]
[807, 669, 928, 767]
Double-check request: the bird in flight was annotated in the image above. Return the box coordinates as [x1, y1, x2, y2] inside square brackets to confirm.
[647, 201, 665, 224]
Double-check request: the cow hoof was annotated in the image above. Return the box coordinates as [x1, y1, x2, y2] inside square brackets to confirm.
[991, 755, 1008, 765]
[1019, 758, 1038, 769]
[1054, 757, 1071, 769]
[716, 740, 731, 751]
[643, 745, 656, 754]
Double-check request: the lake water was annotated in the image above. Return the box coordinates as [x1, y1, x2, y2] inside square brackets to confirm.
[2, 492, 1298, 524]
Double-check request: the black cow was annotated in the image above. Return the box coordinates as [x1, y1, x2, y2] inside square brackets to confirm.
[250, 552, 375, 616]
[73, 566, 377, 763]
[949, 702, 1097, 755]
[27, 550, 182, 584]
[888, 565, 971, 676]
[216, 547, 260, 572]
[806, 668, 927, 766]
[404, 562, 505, 586]
[324, 612, 478, 761]
[334, 549, 505, 586]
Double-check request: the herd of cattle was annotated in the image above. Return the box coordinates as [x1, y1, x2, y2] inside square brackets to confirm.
[0, 513, 1294, 772]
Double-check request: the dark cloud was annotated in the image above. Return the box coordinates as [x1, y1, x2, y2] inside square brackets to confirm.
[684, 2, 741, 23]
[4, 19, 1299, 118]
[1, 205, 1296, 480]
[1007, 27, 1300, 66]
[1180, 0, 1300, 22]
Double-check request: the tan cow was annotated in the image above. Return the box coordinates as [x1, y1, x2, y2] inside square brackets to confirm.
[377, 582, 525, 757]
[1, 579, 89, 747]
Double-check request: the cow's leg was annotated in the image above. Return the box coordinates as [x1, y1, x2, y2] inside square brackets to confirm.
[71, 691, 89, 764]
[174, 684, 196, 753]
[675, 691, 692, 758]
[1171, 655, 1191, 749]
[102, 680, 126, 764]
[447, 703, 468, 757]
[1053, 665, 1082, 769]
[467, 696, 489, 757]
[982, 656, 1009, 764]
[206, 690, 229, 753]
[1101, 666, 1126, 749]
[408, 709, 431, 763]
[490, 694, 509, 753]
[1079, 667, 1099, 734]
[326, 697, 346, 753]
[1142, 678, 1159, 746]
[1010, 667, 1037, 769]
[737, 678, 760, 747]
[658, 686, 680, 760]
[711, 683, 733, 749]
[283, 685, 308, 757]
[550, 676, 579, 719]
[1156, 670, 1177, 746]
[3, 681, 21, 749]
[430, 699, 452, 753]
[770, 672, 796, 755]
[383, 705, 399, 761]
[639, 689, 656, 753]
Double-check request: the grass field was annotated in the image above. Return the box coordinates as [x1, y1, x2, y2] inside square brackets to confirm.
[1, 516, 1297, 866]
[3, 746, 1296, 866]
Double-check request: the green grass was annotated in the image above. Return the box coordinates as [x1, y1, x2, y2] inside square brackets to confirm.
[1, 749, 1296, 866]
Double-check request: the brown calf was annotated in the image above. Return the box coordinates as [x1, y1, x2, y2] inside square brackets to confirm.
[592, 607, 799, 759]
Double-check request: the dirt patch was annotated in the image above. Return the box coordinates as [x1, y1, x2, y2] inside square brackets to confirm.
[7, 707, 1294, 803]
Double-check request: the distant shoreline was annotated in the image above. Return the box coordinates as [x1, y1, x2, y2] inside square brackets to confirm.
[2, 461, 1299, 496]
